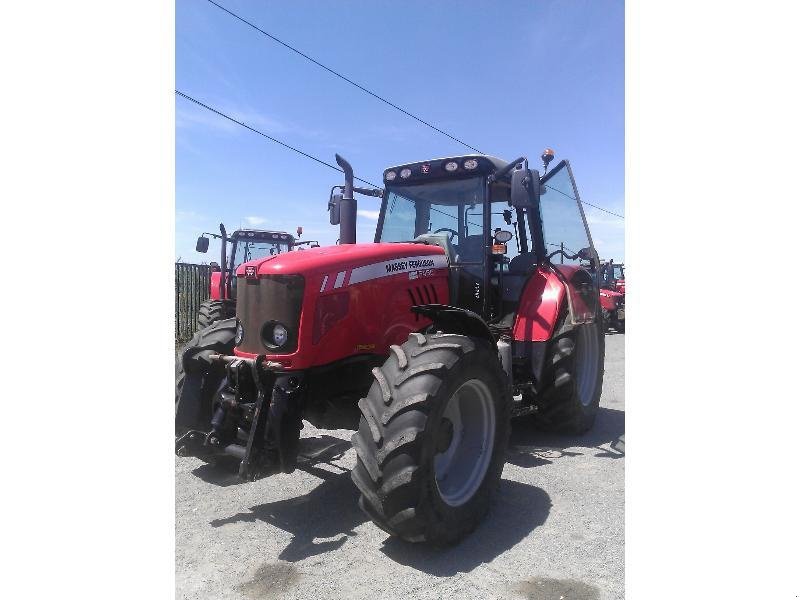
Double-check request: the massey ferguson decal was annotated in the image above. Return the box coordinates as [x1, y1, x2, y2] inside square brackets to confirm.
[245, 265, 257, 279]
[348, 254, 448, 285]
[384, 258, 436, 273]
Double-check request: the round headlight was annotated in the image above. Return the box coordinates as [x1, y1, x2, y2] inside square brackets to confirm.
[463, 158, 479, 170]
[385, 170, 397, 181]
[272, 323, 288, 347]
[444, 161, 458, 172]
[234, 321, 244, 345]
[400, 168, 412, 179]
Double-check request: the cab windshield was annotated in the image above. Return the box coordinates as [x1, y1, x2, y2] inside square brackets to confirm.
[379, 178, 493, 263]
[231, 240, 290, 269]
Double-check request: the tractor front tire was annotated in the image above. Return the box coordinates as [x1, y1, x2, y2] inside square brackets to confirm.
[351, 332, 511, 545]
[196, 299, 236, 331]
[175, 318, 237, 435]
[529, 309, 605, 434]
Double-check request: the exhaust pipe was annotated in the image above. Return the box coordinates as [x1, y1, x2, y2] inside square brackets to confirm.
[335, 154, 357, 244]
[219, 223, 227, 299]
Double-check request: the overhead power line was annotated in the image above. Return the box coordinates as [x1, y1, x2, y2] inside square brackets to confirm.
[543, 183, 625, 219]
[176, 90, 624, 220]
[176, 89, 380, 188]
[204, 0, 483, 154]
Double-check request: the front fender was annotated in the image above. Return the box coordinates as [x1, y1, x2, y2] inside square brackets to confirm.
[411, 304, 494, 344]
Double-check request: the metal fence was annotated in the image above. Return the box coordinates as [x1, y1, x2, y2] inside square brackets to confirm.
[175, 262, 211, 342]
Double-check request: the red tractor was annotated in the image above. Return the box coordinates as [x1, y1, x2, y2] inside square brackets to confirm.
[194, 225, 319, 329]
[176, 150, 605, 545]
[598, 259, 625, 333]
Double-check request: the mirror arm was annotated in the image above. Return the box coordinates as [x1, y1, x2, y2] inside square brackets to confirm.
[489, 156, 527, 183]
[353, 186, 384, 198]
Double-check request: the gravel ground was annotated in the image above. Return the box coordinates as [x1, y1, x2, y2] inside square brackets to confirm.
[176, 332, 624, 600]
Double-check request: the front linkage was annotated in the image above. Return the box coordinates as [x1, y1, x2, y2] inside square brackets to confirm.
[175, 352, 304, 481]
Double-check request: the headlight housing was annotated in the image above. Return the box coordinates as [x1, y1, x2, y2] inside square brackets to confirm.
[261, 321, 289, 350]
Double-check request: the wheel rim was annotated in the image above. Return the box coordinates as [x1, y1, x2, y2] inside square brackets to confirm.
[434, 379, 496, 507]
[574, 324, 600, 406]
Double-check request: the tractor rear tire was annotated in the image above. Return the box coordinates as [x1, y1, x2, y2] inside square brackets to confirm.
[196, 299, 236, 331]
[175, 318, 237, 435]
[529, 308, 605, 434]
[351, 332, 511, 545]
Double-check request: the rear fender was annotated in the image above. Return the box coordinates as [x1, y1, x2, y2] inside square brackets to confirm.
[512, 265, 598, 344]
[512, 268, 566, 342]
[553, 265, 598, 326]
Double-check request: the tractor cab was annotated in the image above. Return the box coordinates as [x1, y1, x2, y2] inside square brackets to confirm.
[196, 227, 298, 302]
[375, 154, 599, 326]
[193, 226, 314, 330]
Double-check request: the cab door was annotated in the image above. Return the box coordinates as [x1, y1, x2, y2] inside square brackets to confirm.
[538, 160, 600, 323]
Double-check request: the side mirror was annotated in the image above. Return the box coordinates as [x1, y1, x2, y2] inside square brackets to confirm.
[196, 236, 209, 253]
[208, 261, 220, 272]
[329, 193, 342, 225]
[494, 230, 513, 243]
[510, 168, 541, 208]
[577, 247, 594, 261]
[296, 226, 303, 237]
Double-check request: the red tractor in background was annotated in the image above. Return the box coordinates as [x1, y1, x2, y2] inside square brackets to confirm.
[598, 259, 625, 333]
[176, 150, 605, 545]
[194, 225, 319, 329]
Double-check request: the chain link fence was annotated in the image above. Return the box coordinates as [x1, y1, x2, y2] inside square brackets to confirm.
[175, 263, 211, 343]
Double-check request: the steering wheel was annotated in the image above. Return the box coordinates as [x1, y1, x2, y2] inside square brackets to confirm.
[433, 227, 460, 242]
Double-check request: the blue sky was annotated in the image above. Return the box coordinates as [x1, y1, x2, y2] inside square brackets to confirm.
[176, 0, 624, 263]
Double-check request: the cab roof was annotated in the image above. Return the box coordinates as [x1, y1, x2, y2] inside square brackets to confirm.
[383, 155, 510, 185]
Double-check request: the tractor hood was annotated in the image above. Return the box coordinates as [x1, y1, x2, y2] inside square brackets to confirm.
[235, 242, 448, 286]
[232, 242, 450, 368]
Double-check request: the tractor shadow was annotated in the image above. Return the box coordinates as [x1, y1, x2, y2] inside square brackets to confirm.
[379, 480, 551, 575]
[207, 436, 366, 562]
[507, 407, 626, 467]
[190, 434, 352, 488]
[202, 435, 551, 570]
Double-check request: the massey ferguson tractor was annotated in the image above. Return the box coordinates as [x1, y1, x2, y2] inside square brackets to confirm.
[194, 225, 319, 329]
[598, 259, 625, 332]
[176, 150, 605, 545]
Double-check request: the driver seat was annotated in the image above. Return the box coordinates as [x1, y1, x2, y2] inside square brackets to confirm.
[503, 251, 538, 304]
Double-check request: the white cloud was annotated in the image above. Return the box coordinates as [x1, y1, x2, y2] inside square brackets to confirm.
[244, 216, 267, 225]
[357, 210, 381, 220]
[176, 101, 328, 142]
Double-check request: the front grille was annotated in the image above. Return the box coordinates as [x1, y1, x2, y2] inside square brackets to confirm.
[237, 274, 305, 354]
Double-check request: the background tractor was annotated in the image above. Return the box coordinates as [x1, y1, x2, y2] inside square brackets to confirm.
[598, 259, 625, 332]
[176, 150, 605, 545]
[194, 225, 319, 329]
